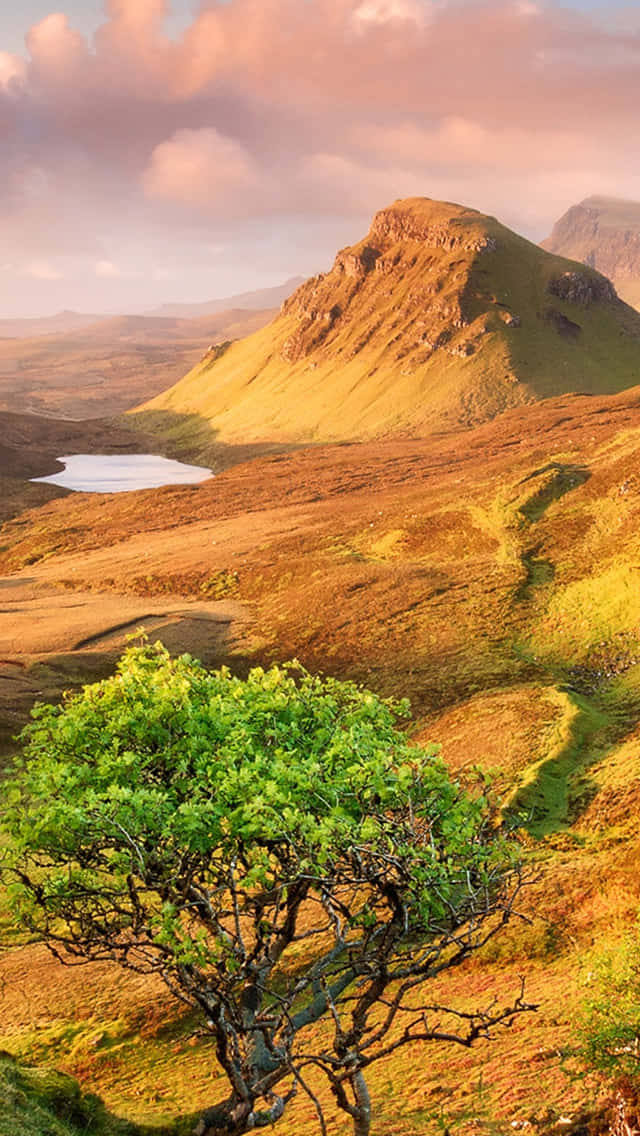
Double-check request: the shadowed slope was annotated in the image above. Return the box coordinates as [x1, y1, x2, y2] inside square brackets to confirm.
[134, 197, 640, 448]
[0, 1053, 141, 1136]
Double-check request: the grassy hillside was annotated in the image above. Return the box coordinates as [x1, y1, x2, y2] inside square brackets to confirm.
[132, 198, 640, 454]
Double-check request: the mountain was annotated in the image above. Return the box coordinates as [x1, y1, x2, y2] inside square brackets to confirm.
[542, 196, 640, 309]
[0, 282, 303, 337]
[146, 277, 305, 318]
[0, 310, 104, 338]
[134, 197, 640, 449]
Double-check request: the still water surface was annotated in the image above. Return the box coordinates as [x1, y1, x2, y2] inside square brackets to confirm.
[32, 454, 213, 493]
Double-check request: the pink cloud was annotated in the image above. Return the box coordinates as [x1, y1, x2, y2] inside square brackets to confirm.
[23, 258, 64, 280]
[25, 12, 89, 86]
[1, 0, 640, 314]
[350, 0, 429, 32]
[143, 128, 262, 211]
[0, 51, 27, 89]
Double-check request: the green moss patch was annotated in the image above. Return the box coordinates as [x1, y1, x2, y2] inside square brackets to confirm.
[0, 1051, 139, 1136]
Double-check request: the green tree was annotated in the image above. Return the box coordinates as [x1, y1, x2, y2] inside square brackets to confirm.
[2, 644, 530, 1136]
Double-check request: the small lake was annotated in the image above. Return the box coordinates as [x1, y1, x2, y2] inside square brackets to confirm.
[31, 454, 213, 494]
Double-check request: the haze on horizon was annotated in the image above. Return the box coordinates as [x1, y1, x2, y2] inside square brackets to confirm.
[0, 0, 638, 318]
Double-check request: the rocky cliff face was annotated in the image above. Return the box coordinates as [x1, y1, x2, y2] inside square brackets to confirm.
[368, 203, 498, 252]
[542, 197, 640, 309]
[279, 200, 503, 368]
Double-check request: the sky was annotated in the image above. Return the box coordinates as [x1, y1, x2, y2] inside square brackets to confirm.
[0, 0, 639, 317]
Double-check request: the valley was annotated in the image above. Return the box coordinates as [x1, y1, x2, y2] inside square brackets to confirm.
[0, 307, 276, 420]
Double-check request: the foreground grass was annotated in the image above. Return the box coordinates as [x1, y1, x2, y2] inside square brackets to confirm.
[0, 1051, 152, 1136]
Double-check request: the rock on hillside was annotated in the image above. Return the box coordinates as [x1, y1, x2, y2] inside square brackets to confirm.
[542, 196, 640, 309]
[135, 197, 640, 446]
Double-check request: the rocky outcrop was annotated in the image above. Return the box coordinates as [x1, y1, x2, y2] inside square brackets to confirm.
[334, 245, 380, 277]
[543, 307, 582, 339]
[547, 271, 617, 306]
[369, 203, 498, 253]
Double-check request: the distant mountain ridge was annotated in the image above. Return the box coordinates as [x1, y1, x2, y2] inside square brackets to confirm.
[146, 277, 305, 319]
[0, 279, 303, 339]
[135, 196, 640, 449]
[542, 196, 640, 309]
[0, 310, 104, 338]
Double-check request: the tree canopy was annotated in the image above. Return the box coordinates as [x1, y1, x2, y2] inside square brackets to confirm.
[2, 643, 530, 1136]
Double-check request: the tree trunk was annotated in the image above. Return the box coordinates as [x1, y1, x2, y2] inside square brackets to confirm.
[351, 1070, 372, 1136]
[193, 1096, 253, 1136]
[610, 1084, 640, 1136]
[193, 1092, 288, 1136]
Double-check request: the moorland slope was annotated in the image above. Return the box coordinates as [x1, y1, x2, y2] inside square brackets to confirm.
[135, 197, 640, 452]
[543, 195, 640, 309]
[0, 310, 104, 337]
[4, 388, 640, 1131]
